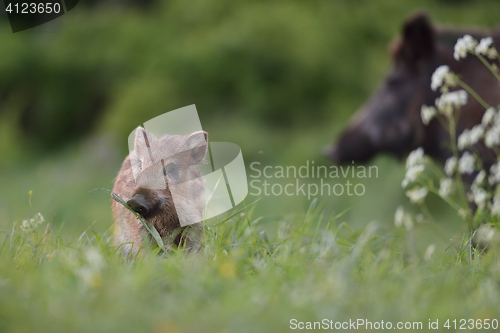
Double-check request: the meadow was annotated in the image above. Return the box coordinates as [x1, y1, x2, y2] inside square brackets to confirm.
[2, 0, 500, 331]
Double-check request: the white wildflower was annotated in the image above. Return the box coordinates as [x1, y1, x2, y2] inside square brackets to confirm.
[457, 129, 470, 150]
[482, 107, 496, 126]
[407, 164, 425, 179]
[458, 151, 475, 174]
[444, 156, 457, 176]
[485, 127, 500, 148]
[454, 34, 477, 60]
[493, 111, 500, 127]
[486, 46, 499, 60]
[394, 206, 405, 227]
[473, 170, 486, 186]
[469, 125, 484, 145]
[406, 147, 424, 169]
[431, 65, 450, 91]
[20, 220, 31, 233]
[475, 37, 493, 55]
[472, 186, 489, 208]
[475, 225, 497, 244]
[421, 105, 437, 125]
[491, 195, 500, 216]
[406, 187, 428, 204]
[439, 178, 454, 198]
[84, 247, 105, 271]
[457, 125, 483, 151]
[435, 98, 452, 117]
[20, 212, 45, 233]
[439, 90, 468, 106]
[475, 37, 498, 59]
[403, 214, 413, 231]
[435, 90, 468, 117]
[424, 244, 436, 261]
[458, 208, 468, 220]
[402, 164, 424, 188]
[489, 163, 500, 185]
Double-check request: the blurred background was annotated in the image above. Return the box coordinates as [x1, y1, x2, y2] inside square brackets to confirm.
[0, 0, 499, 250]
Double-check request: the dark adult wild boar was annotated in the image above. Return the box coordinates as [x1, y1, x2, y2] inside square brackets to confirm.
[326, 13, 500, 165]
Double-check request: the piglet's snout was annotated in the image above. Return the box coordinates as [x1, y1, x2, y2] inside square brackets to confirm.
[127, 195, 149, 216]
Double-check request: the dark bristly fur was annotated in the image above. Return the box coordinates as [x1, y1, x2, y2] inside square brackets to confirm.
[326, 12, 500, 167]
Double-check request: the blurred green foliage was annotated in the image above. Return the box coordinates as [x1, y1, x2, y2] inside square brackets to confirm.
[1, 0, 499, 157]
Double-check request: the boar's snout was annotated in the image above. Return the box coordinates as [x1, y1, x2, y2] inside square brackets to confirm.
[127, 195, 149, 216]
[324, 125, 378, 165]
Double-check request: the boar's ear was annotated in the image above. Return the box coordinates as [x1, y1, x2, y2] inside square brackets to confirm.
[400, 12, 435, 64]
[186, 131, 208, 164]
[134, 126, 152, 158]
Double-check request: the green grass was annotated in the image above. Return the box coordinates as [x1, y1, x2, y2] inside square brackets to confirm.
[0, 118, 495, 332]
[1, 199, 500, 333]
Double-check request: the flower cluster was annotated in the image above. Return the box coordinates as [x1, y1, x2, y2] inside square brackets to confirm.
[20, 212, 45, 233]
[401, 34, 500, 247]
[475, 37, 499, 59]
[454, 35, 478, 60]
[401, 147, 429, 204]
[420, 90, 468, 125]
[453, 35, 498, 61]
[430, 65, 457, 93]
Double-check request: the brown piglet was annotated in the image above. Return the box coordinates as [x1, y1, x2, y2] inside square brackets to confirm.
[111, 126, 208, 257]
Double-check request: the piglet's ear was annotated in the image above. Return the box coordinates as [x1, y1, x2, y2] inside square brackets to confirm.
[400, 12, 435, 63]
[186, 131, 208, 164]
